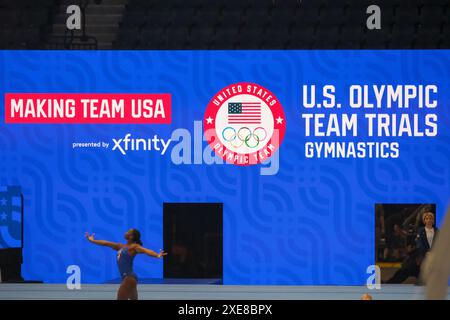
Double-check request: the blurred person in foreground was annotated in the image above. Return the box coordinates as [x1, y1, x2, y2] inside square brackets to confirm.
[422, 206, 450, 299]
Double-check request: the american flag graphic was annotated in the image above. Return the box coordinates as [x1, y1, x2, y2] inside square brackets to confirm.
[227, 102, 261, 124]
[0, 185, 22, 249]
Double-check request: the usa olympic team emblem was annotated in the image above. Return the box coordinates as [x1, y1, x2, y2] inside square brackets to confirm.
[204, 82, 286, 165]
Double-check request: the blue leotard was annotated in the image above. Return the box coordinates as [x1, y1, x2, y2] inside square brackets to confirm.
[117, 246, 137, 280]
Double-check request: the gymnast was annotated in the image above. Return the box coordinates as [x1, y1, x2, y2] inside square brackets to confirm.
[85, 229, 167, 300]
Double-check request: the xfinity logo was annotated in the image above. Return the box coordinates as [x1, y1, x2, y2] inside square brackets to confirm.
[110, 121, 279, 175]
[112, 134, 172, 156]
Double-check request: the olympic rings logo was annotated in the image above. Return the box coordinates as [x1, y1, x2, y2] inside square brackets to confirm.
[222, 127, 268, 148]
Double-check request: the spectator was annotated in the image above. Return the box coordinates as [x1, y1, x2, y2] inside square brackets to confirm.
[416, 212, 438, 259]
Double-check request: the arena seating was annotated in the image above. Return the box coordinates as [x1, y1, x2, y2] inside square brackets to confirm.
[0, 0, 56, 49]
[114, 0, 450, 49]
[0, 0, 449, 49]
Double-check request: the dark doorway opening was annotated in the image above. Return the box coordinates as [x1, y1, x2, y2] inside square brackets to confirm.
[163, 203, 222, 282]
[375, 203, 437, 284]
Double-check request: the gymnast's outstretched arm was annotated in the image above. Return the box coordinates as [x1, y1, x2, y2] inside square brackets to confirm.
[134, 245, 167, 258]
[85, 232, 123, 251]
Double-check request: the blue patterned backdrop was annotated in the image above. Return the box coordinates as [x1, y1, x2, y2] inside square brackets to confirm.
[0, 50, 449, 284]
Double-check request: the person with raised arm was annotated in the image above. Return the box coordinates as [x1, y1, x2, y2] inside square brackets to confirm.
[85, 229, 167, 300]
